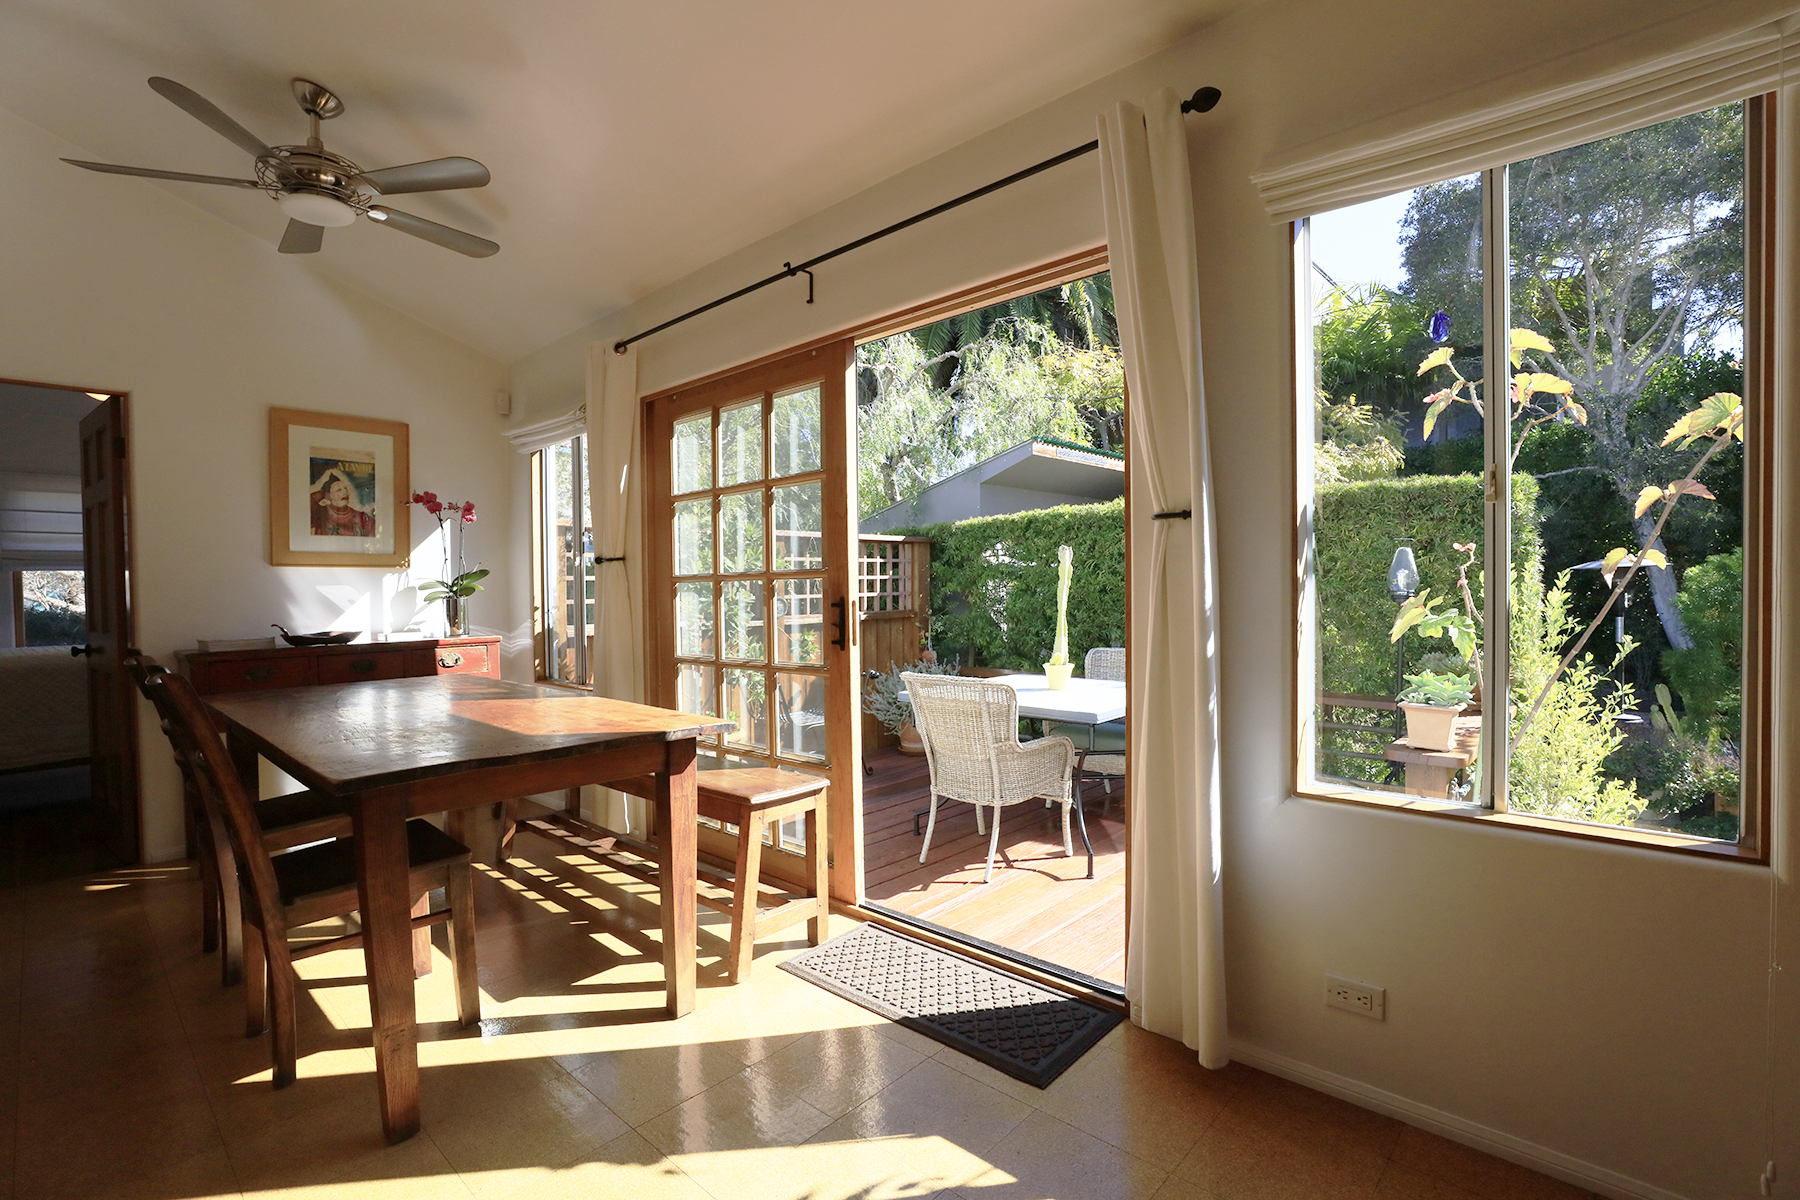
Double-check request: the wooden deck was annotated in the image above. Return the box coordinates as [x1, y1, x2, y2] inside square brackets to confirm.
[860, 745, 1126, 986]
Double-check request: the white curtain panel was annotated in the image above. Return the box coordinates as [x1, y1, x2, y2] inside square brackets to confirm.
[586, 341, 646, 829]
[1254, 8, 1800, 222]
[1099, 90, 1228, 1067]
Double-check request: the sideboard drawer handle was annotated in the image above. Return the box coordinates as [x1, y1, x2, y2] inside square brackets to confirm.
[245, 666, 276, 683]
[350, 658, 377, 674]
[438, 651, 464, 669]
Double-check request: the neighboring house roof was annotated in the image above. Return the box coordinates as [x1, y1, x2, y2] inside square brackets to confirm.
[860, 438, 1123, 534]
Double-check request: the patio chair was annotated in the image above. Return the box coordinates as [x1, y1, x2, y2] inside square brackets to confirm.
[1046, 647, 1126, 816]
[903, 673, 1076, 884]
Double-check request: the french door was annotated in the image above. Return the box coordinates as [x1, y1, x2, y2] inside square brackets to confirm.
[644, 341, 860, 900]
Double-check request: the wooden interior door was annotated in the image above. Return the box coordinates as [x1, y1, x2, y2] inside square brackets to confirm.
[78, 395, 139, 862]
[645, 341, 860, 901]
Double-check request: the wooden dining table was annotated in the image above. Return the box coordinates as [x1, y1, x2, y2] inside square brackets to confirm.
[204, 674, 731, 1143]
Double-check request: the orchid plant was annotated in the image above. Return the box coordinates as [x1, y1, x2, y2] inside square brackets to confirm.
[411, 490, 488, 603]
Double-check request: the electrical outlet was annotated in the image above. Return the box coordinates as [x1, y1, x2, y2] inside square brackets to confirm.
[1325, 974, 1385, 1020]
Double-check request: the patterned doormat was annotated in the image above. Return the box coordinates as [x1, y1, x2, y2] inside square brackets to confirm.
[780, 923, 1121, 1088]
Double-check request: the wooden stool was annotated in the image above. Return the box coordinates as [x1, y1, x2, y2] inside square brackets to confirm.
[696, 769, 831, 983]
[503, 768, 830, 983]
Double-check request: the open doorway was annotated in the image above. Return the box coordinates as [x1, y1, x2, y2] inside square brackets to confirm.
[855, 270, 1128, 991]
[0, 380, 135, 884]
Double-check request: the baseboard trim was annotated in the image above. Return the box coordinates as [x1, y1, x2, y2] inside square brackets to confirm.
[1226, 1040, 1689, 1200]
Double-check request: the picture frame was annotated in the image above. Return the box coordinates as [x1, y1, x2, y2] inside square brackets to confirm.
[269, 407, 410, 567]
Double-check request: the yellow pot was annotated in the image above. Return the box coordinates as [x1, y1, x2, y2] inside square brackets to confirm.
[1043, 662, 1074, 690]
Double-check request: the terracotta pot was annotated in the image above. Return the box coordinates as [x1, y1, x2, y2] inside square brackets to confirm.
[1399, 702, 1465, 752]
[898, 722, 926, 756]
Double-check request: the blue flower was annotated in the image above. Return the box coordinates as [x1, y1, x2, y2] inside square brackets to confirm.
[1428, 311, 1451, 343]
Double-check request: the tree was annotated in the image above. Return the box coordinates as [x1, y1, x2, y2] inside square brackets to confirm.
[1398, 103, 1745, 650]
[855, 275, 1124, 519]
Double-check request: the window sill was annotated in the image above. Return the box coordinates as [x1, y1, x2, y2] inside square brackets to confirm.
[531, 678, 594, 693]
[1294, 783, 1766, 865]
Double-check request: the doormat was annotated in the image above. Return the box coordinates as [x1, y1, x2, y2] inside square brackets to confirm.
[780, 923, 1121, 1088]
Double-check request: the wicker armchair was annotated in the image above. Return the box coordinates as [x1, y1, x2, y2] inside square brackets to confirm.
[903, 673, 1076, 883]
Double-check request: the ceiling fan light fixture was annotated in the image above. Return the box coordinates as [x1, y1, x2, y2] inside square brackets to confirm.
[277, 189, 357, 227]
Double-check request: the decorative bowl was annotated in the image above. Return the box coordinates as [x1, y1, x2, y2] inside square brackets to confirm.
[271, 623, 358, 648]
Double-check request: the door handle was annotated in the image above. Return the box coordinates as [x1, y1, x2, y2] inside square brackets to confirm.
[830, 597, 848, 651]
[70, 644, 96, 658]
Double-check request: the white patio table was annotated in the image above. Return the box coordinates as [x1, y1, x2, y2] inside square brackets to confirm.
[898, 672, 1127, 878]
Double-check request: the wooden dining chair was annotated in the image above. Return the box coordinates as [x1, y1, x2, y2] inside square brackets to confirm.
[127, 654, 355, 986]
[143, 668, 481, 1088]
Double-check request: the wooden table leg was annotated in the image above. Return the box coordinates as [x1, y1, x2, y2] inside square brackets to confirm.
[352, 787, 421, 1143]
[655, 739, 697, 1017]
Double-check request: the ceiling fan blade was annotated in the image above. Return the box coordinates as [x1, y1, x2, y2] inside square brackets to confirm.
[61, 158, 263, 189]
[278, 220, 324, 254]
[147, 77, 271, 159]
[356, 157, 490, 195]
[365, 206, 498, 258]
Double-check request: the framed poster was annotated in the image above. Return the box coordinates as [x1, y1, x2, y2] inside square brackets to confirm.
[269, 408, 410, 566]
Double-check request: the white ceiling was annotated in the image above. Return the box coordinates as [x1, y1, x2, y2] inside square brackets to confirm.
[0, 0, 1241, 362]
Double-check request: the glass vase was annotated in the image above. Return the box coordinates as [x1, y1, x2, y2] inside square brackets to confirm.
[444, 595, 467, 638]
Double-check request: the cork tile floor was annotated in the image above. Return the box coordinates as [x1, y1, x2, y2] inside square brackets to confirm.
[0, 839, 1601, 1200]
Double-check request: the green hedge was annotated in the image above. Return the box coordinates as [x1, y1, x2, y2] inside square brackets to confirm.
[1315, 473, 1542, 698]
[896, 476, 1540, 692]
[897, 499, 1125, 670]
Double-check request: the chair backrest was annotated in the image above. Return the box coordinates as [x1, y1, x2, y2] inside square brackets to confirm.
[140, 670, 288, 938]
[1084, 647, 1125, 681]
[901, 673, 1019, 805]
[126, 652, 204, 793]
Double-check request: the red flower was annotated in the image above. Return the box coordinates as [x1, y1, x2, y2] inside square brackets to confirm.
[460, 501, 476, 524]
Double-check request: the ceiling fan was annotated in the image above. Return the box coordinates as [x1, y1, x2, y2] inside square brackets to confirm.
[64, 76, 498, 258]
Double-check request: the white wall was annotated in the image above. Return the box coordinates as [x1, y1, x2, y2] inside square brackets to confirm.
[508, 0, 1796, 1195]
[0, 105, 512, 863]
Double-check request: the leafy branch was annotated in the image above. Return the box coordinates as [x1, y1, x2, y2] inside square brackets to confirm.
[1506, 392, 1742, 757]
[1390, 540, 1484, 694]
[1416, 328, 1584, 471]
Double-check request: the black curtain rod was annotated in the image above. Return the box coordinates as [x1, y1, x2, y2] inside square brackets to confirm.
[613, 86, 1221, 354]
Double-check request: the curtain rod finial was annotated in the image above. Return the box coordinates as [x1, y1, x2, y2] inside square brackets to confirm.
[612, 341, 628, 355]
[1181, 86, 1221, 114]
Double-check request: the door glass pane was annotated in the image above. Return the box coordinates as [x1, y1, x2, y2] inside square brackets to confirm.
[674, 412, 712, 494]
[721, 580, 767, 662]
[674, 499, 713, 576]
[719, 491, 764, 574]
[723, 668, 767, 751]
[678, 663, 717, 721]
[719, 400, 763, 487]
[773, 577, 825, 665]
[772, 386, 822, 477]
[776, 672, 827, 762]
[772, 482, 822, 571]
[676, 582, 713, 658]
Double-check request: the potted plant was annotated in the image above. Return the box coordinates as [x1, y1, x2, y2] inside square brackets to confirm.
[412, 491, 486, 636]
[1396, 670, 1474, 752]
[863, 658, 958, 755]
[1043, 545, 1074, 689]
